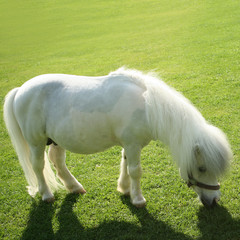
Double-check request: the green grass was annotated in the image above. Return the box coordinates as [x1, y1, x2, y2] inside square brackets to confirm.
[0, 0, 239, 239]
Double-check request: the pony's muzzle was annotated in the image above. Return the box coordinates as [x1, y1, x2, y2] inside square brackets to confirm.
[200, 196, 219, 208]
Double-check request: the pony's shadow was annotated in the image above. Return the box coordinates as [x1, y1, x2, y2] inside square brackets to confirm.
[20, 194, 240, 240]
[20, 199, 55, 240]
[20, 194, 192, 240]
[197, 205, 240, 240]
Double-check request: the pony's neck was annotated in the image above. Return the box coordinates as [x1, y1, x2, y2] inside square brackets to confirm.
[145, 78, 206, 168]
[161, 106, 206, 181]
[162, 108, 204, 146]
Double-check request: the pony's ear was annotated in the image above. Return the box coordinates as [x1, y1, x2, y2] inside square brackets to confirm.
[194, 144, 201, 156]
[194, 144, 204, 166]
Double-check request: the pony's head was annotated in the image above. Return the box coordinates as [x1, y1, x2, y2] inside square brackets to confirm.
[179, 124, 232, 208]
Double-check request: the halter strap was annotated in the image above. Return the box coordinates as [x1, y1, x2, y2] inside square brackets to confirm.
[187, 175, 220, 191]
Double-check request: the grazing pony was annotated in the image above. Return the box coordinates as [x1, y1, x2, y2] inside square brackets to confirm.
[4, 68, 232, 208]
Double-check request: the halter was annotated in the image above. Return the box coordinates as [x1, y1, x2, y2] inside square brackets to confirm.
[187, 174, 220, 191]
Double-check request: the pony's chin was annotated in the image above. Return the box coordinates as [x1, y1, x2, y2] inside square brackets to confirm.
[200, 196, 219, 208]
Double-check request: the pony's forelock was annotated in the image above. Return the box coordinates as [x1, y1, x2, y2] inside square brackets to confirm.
[197, 125, 232, 176]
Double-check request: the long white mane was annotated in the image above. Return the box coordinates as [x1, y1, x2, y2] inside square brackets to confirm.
[111, 68, 232, 180]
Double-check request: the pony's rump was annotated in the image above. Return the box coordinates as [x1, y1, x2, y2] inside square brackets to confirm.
[4, 88, 61, 196]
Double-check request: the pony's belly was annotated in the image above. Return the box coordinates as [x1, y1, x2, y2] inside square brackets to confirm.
[59, 131, 118, 154]
[50, 112, 120, 154]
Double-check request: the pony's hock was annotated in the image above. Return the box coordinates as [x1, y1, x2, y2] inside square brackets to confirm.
[4, 68, 232, 208]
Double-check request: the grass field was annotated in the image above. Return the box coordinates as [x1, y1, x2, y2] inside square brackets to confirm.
[0, 0, 239, 239]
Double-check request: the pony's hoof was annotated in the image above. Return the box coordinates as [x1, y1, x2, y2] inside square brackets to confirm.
[73, 188, 87, 195]
[117, 186, 130, 196]
[133, 202, 146, 208]
[132, 198, 146, 208]
[44, 196, 55, 203]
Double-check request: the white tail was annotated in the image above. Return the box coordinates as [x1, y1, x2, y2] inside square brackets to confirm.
[3, 88, 62, 197]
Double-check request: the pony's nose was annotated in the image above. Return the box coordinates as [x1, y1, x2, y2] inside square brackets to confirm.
[200, 196, 218, 208]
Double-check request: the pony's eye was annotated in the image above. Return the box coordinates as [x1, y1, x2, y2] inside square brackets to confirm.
[198, 166, 206, 173]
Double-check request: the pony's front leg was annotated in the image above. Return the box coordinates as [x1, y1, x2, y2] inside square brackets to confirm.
[48, 145, 86, 194]
[117, 149, 130, 195]
[123, 146, 146, 208]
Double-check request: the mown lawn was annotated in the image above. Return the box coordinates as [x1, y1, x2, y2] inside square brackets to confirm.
[0, 0, 239, 239]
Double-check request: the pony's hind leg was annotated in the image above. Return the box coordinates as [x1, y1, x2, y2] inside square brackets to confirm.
[29, 145, 54, 202]
[117, 149, 130, 195]
[48, 144, 86, 194]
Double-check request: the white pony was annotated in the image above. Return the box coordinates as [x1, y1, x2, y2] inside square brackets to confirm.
[4, 68, 232, 208]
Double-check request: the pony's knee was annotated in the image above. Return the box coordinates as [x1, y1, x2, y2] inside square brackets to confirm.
[128, 164, 142, 179]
